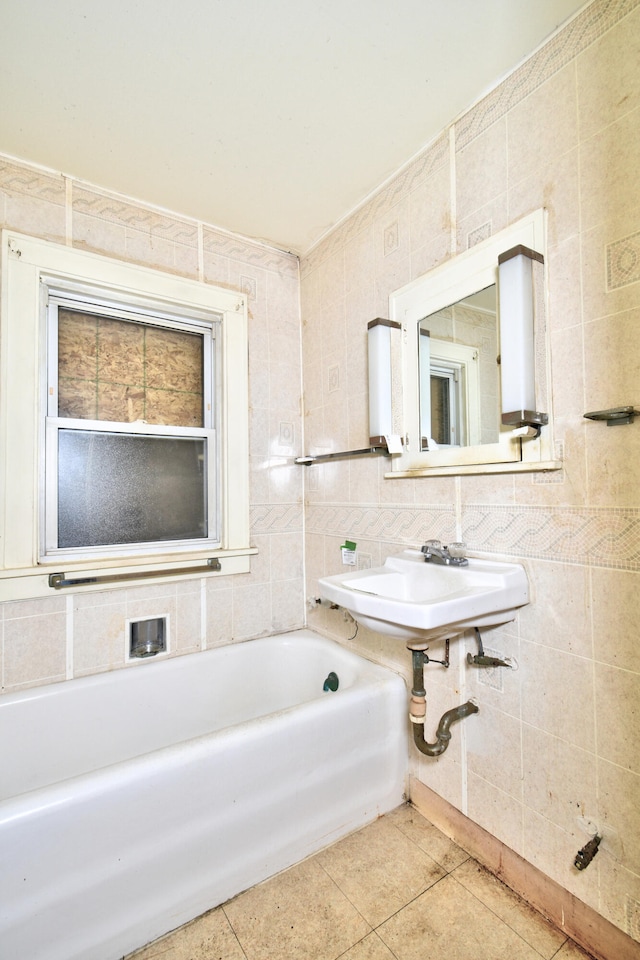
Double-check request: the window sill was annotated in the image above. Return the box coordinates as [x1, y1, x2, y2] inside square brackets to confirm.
[0, 549, 257, 601]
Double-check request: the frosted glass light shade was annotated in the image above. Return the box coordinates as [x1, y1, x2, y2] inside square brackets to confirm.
[367, 318, 401, 443]
[498, 245, 547, 428]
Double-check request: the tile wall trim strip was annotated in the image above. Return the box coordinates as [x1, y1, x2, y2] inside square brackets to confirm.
[456, 0, 640, 151]
[306, 501, 640, 571]
[301, 0, 640, 276]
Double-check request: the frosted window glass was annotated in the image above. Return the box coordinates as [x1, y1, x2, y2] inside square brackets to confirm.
[58, 430, 207, 548]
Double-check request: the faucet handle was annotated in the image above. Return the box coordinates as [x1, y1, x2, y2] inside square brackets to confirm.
[447, 541, 466, 559]
[422, 539, 441, 550]
[421, 539, 441, 557]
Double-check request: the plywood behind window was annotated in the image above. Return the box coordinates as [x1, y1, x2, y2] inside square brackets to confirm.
[57, 309, 203, 427]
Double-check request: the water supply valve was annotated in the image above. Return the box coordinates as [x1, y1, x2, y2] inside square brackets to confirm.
[467, 627, 512, 668]
[467, 653, 512, 668]
[574, 835, 601, 870]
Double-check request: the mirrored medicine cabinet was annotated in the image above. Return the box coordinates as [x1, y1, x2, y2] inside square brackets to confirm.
[386, 209, 561, 477]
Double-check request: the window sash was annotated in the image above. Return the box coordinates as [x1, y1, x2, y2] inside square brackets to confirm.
[46, 299, 215, 428]
[44, 418, 219, 560]
[43, 287, 221, 561]
[430, 363, 461, 446]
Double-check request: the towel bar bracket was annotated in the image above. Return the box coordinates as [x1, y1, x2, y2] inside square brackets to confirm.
[584, 406, 640, 426]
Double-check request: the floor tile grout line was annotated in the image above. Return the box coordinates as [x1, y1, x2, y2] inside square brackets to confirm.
[447, 863, 569, 960]
[334, 929, 402, 960]
[286, 817, 455, 959]
[313, 813, 455, 922]
[370, 870, 453, 931]
[225, 842, 592, 960]
[400, 807, 577, 959]
[216, 815, 385, 959]
[307, 810, 511, 954]
[313, 853, 376, 941]
[549, 939, 596, 960]
[220, 851, 377, 960]
[370, 869, 568, 960]
[220, 904, 251, 960]
[319, 871, 457, 960]
[127, 804, 593, 959]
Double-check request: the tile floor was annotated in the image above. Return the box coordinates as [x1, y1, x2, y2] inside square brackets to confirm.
[127, 804, 595, 960]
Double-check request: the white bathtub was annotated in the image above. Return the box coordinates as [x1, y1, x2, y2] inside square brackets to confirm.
[0, 629, 407, 960]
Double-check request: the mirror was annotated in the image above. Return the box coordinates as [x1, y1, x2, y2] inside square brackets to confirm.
[387, 209, 559, 477]
[419, 285, 498, 449]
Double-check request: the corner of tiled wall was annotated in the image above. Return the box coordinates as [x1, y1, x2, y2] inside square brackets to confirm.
[300, 0, 640, 946]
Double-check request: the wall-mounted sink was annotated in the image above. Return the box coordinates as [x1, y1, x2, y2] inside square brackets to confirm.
[318, 549, 529, 642]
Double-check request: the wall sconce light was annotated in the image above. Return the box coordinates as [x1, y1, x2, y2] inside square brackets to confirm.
[498, 245, 548, 430]
[367, 318, 402, 447]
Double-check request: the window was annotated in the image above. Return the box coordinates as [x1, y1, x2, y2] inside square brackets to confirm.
[430, 366, 457, 446]
[419, 333, 480, 449]
[45, 289, 218, 559]
[1, 232, 251, 597]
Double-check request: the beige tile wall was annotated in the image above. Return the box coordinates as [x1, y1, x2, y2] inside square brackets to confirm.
[0, 158, 305, 692]
[1, 0, 638, 948]
[301, 0, 640, 945]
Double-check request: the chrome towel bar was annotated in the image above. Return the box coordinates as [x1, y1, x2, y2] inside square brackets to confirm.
[295, 445, 391, 465]
[48, 557, 222, 589]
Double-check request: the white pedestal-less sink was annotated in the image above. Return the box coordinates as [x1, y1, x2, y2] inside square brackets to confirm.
[318, 549, 529, 642]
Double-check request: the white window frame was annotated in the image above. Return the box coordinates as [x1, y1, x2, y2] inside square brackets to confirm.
[43, 288, 219, 561]
[0, 232, 252, 599]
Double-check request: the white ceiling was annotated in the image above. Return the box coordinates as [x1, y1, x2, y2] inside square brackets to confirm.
[0, 1, 587, 255]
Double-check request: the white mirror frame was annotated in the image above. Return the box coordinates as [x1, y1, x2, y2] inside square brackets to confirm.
[387, 209, 561, 477]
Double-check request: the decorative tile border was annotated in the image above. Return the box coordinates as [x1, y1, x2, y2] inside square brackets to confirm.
[203, 225, 299, 280]
[305, 503, 456, 544]
[301, 0, 640, 277]
[455, 0, 640, 150]
[463, 504, 640, 570]
[301, 132, 449, 276]
[251, 502, 303, 534]
[305, 501, 640, 571]
[72, 186, 199, 246]
[0, 154, 299, 280]
[0, 160, 66, 204]
[72, 187, 299, 279]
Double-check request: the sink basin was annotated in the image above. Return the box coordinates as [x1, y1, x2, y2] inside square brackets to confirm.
[318, 549, 529, 642]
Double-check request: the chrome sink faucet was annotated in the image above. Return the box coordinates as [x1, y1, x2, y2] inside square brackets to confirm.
[421, 539, 468, 566]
